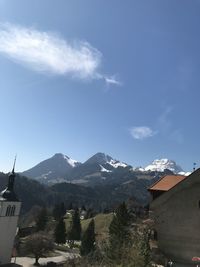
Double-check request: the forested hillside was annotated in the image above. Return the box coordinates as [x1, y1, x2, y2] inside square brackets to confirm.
[0, 171, 156, 214]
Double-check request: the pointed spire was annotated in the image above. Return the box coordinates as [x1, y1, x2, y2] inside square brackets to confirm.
[8, 155, 17, 191]
[12, 155, 17, 174]
[0, 156, 19, 201]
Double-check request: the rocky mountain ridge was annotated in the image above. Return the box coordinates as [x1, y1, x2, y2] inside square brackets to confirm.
[21, 152, 189, 185]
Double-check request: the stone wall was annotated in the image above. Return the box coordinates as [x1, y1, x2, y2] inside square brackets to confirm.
[150, 169, 200, 264]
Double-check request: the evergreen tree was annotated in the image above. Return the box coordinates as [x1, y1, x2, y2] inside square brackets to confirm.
[108, 202, 131, 261]
[80, 219, 95, 256]
[35, 207, 48, 232]
[54, 218, 66, 244]
[68, 208, 82, 241]
[53, 204, 59, 220]
[60, 202, 66, 216]
[109, 202, 130, 244]
[53, 202, 66, 221]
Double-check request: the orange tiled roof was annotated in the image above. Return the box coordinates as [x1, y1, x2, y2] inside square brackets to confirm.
[149, 175, 187, 192]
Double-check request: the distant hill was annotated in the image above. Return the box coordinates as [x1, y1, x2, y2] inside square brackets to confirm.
[0, 172, 97, 214]
[0, 172, 51, 214]
[0, 170, 158, 215]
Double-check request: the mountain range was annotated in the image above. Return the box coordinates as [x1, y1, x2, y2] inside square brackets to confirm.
[21, 152, 189, 185]
[0, 152, 190, 216]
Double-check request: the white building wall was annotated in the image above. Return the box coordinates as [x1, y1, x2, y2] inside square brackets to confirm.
[0, 201, 21, 265]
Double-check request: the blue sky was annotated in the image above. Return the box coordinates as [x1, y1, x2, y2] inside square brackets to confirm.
[0, 0, 199, 172]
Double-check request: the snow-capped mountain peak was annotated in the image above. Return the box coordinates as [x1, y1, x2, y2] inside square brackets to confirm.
[52, 153, 81, 168]
[144, 158, 184, 173]
[22, 153, 81, 182]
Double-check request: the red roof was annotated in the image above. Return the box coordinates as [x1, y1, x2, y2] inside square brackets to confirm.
[149, 175, 187, 192]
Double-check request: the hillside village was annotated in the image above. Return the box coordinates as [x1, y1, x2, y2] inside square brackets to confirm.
[0, 154, 198, 267]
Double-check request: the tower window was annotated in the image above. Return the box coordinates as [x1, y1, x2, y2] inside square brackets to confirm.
[6, 205, 11, 216]
[5, 205, 16, 216]
[11, 205, 16, 216]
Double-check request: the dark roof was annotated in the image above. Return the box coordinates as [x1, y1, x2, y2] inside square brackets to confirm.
[0, 171, 19, 202]
[148, 175, 187, 192]
[0, 188, 19, 201]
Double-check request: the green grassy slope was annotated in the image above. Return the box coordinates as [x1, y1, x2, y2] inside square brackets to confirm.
[64, 213, 113, 242]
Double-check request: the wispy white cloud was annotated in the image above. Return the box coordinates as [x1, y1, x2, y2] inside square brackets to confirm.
[0, 23, 120, 85]
[104, 75, 122, 86]
[130, 126, 156, 140]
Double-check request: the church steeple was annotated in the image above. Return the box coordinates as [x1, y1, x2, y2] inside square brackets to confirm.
[7, 156, 16, 191]
[0, 157, 19, 202]
[0, 156, 21, 264]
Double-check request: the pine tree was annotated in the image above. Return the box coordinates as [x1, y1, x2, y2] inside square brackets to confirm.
[68, 208, 82, 241]
[53, 202, 66, 221]
[80, 219, 95, 256]
[109, 202, 130, 244]
[116, 201, 130, 225]
[36, 208, 48, 232]
[108, 202, 131, 261]
[53, 204, 59, 221]
[54, 218, 66, 244]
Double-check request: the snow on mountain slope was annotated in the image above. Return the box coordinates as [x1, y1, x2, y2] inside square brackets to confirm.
[85, 152, 129, 169]
[22, 153, 81, 182]
[62, 154, 80, 167]
[21, 152, 189, 186]
[99, 165, 112, 173]
[145, 158, 183, 173]
[132, 167, 145, 172]
[108, 159, 128, 168]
